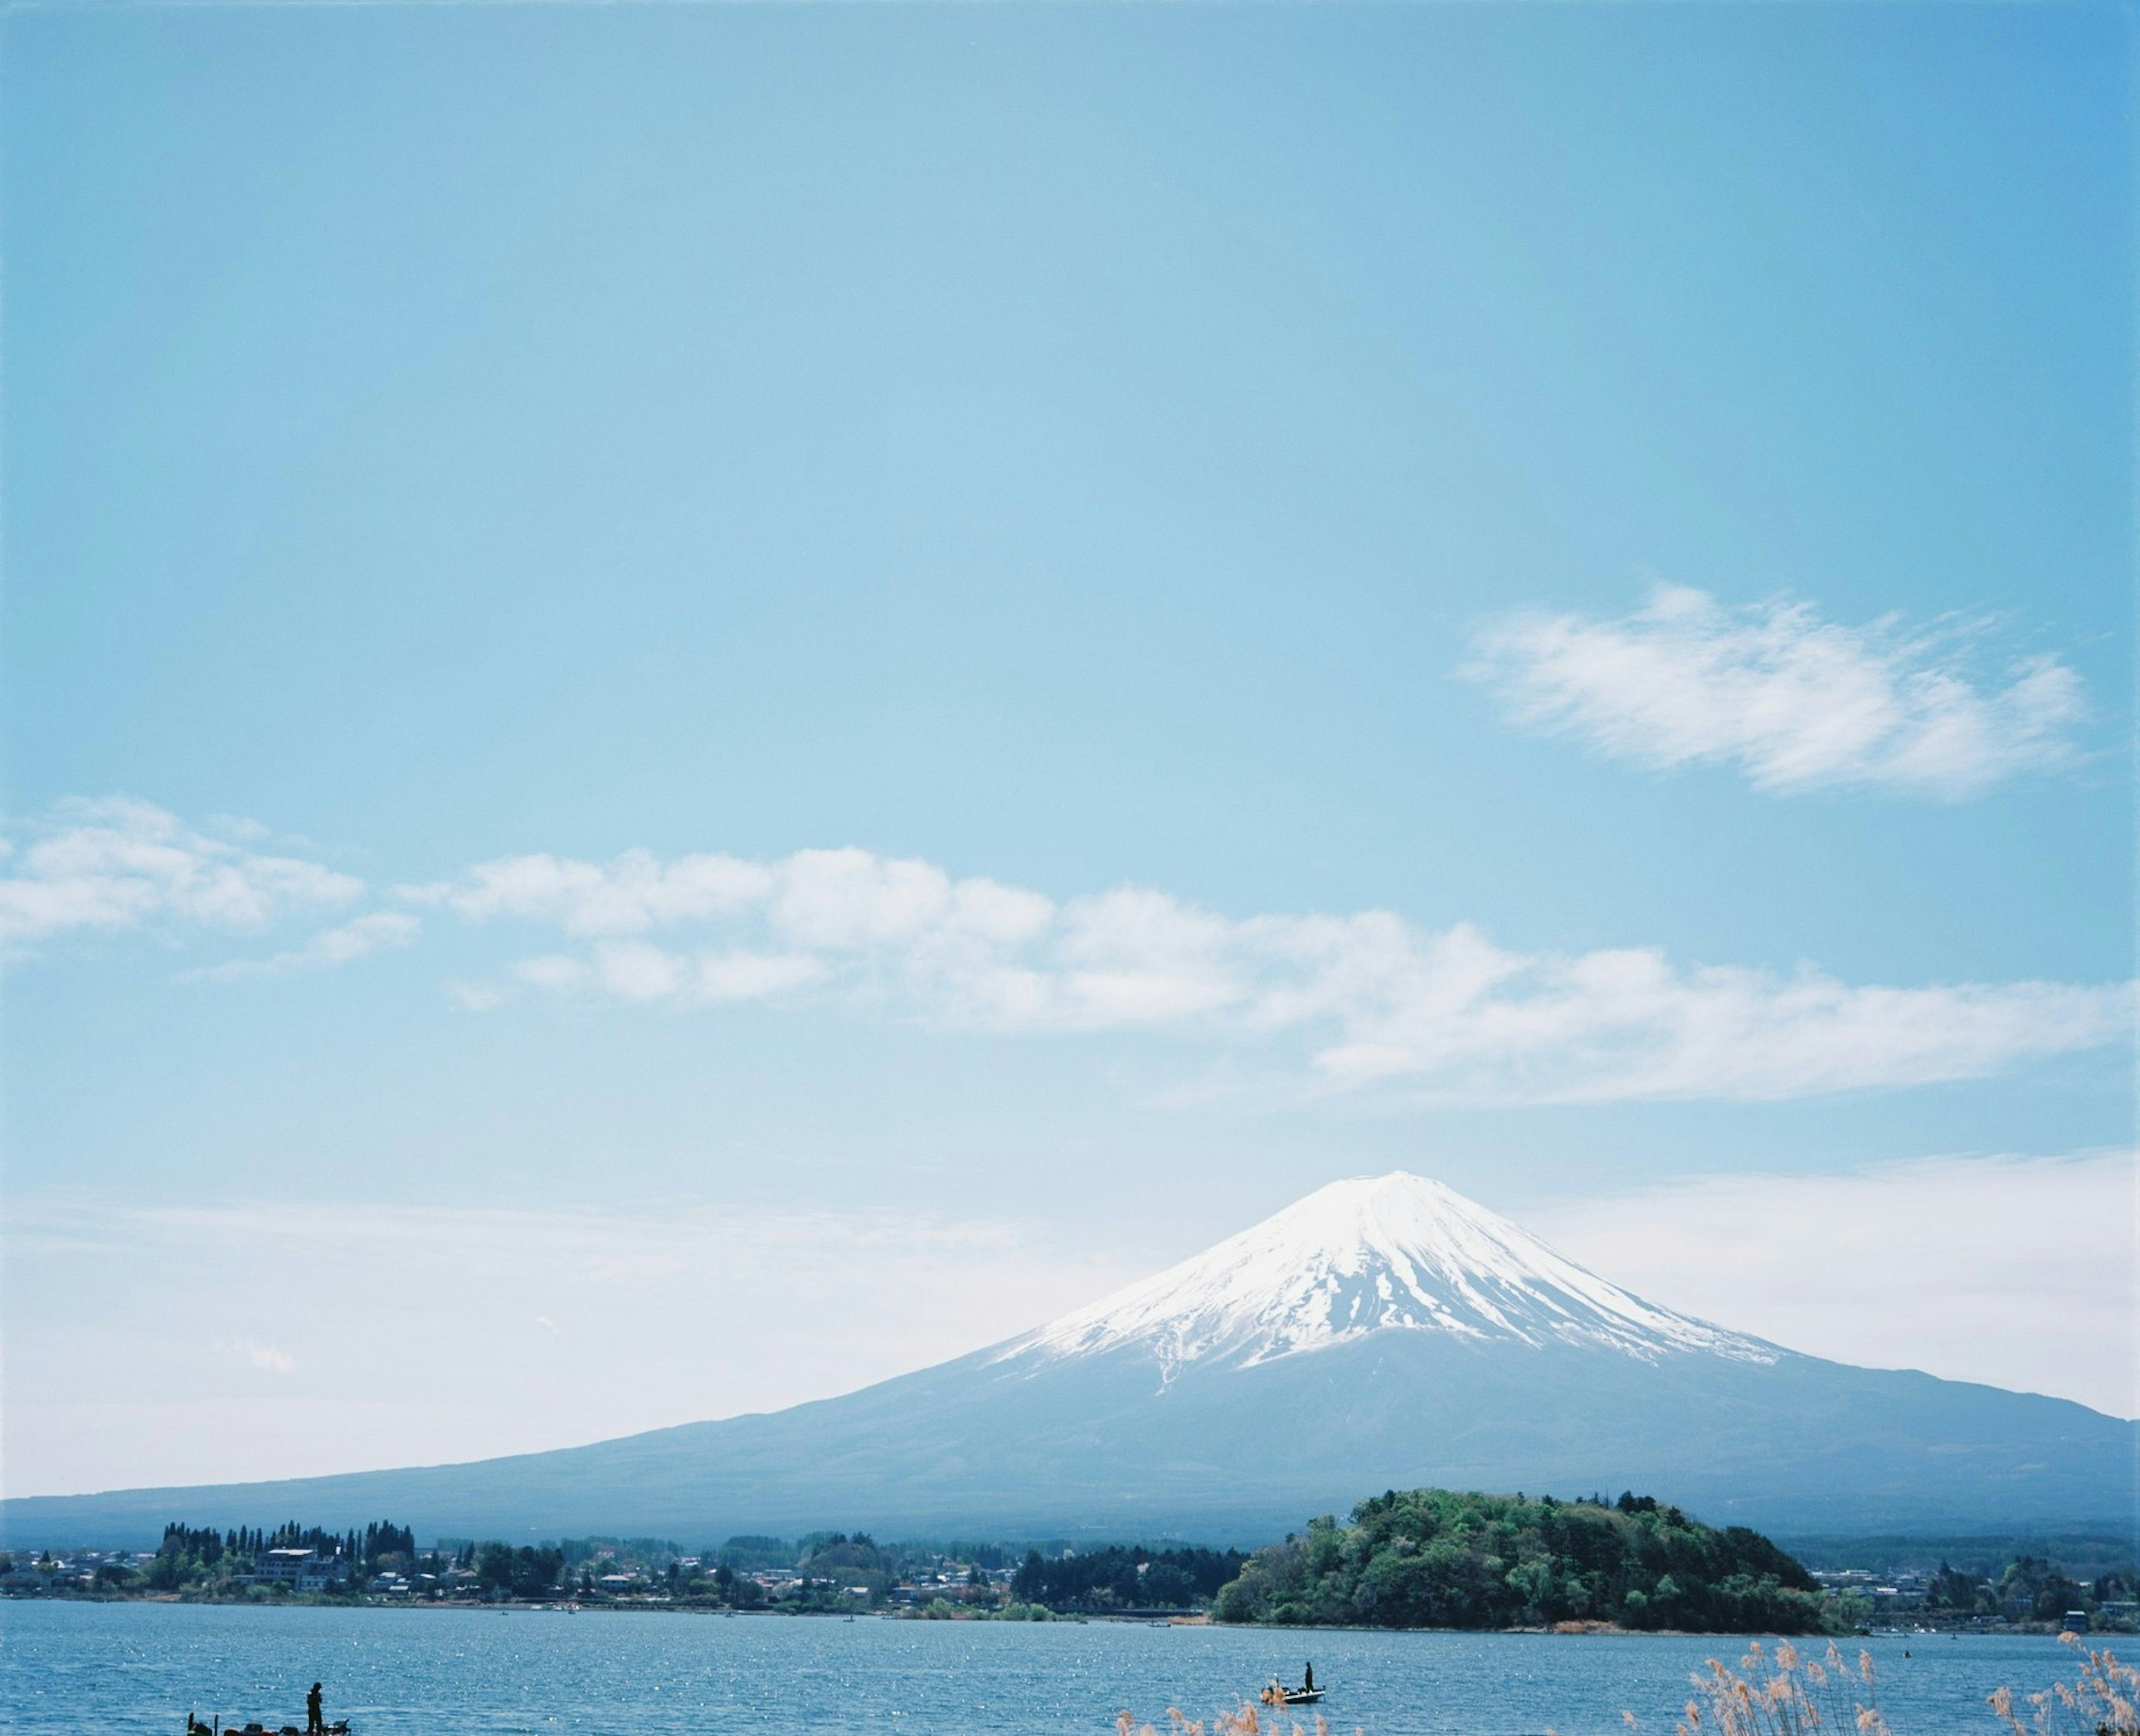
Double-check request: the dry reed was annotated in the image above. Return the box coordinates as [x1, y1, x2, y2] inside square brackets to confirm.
[1667, 1640, 1891, 1736]
[1987, 1633, 2138, 1736]
[1116, 1707, 1355, 1736]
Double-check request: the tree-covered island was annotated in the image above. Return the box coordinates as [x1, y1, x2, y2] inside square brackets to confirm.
[1211, 1489, 1832, 1632]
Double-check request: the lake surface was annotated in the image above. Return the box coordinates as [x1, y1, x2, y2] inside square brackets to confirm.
[0, 1602, 2099, 1736]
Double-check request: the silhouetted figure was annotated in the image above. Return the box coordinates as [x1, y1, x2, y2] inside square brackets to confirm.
[1303, 1662, 1314, 1693]
[305, 1684, 323, 1736]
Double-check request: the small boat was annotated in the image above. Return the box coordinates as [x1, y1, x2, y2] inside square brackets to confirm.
[1259, 1683, 1324, 1707]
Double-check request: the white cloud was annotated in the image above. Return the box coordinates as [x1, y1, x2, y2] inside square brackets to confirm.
[593, 938, 690, 1001]
[0, 798, 362, 947]
[399, 849, 772, 936]
[1302, 930, 2131, 1102]
[771, 848, 956, 947]
[1052, 888, 1242, 1025]
[698, 950, 830, 1001]
[432, 845, 2130, 1103]
[503, 943, 828, 1006]
[510, 954, 587, 993]
[1530, 1151, 2138, 1418]
[189, 911, 421, 981]
[17, 798, 2119, 1105]
[1467, 585, 2087, 798]
[216, 1339, 297, 1376]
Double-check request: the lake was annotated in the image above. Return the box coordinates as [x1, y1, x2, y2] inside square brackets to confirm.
[0, 1602, 2098, 1735]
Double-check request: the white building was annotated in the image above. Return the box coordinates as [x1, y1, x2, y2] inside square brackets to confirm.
[252, 1548, 347, 1592]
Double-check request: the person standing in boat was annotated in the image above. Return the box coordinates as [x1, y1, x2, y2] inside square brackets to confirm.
[306, 1683, 324, 1736]
[1302, 1662, 1314, 1694]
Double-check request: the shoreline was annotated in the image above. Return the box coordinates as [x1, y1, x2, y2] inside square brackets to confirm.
[3, 1594, 2112, 1642]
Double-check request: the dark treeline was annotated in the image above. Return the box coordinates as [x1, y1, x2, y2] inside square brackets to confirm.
[940, 1542, 1016, 1573]
[473, 1543, 565, 1599]
[1924, 1555, 2133, 1621]
[134, 1520, 573, 1601]
[1011, 1546, 1248, 1611]
[707, 1535, 1010, 1573]
[1212, 1489, 1831, 1633]
[70, 1501, 2113, 1635]
[1786, 1531, 2139, 1581]
[77, 1523, 1050, 1607]
[144, 1519, 423, 1592]
[560, 1536, 679, 1567]
[712, 1535, 792, 1570]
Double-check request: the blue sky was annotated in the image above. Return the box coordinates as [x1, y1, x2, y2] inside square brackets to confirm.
[2, 3, 2132, 1494]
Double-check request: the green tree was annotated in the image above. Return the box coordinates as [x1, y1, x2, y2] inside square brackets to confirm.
[1213, 1487, 1830, 1634]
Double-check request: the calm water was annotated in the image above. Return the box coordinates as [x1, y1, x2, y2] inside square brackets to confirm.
[0, 1602, 2097, 1736]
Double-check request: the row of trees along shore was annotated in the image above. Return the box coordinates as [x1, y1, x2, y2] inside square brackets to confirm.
[143, 1525, 575, 1601]
[18, 1490, 2132, 1636]
[144, 1522, 417, 1591]
[1010, 1546, 1246, 1611]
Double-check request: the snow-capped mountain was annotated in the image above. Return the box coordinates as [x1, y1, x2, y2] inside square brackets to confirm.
[8, 1170, 2133, 1549]
[1004, 1171, 1774, 1377]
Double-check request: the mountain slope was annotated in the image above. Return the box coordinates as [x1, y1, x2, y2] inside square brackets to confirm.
[6, 1174, 2133, 1547]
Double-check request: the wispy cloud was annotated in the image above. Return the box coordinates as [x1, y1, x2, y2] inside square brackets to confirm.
[398, 849, 777, 937]
[216, 1338, 297, 1375]
[1531, 1150, 2138, 1419]
[1466, 585, 2087, 798]
[8, 798, 2126, 1103]
[421, 846, 2132, 1103]
[90, 1197, 1034, 1266]
[188, 911, 421, 981]
[0, 798, 361, 949]
[502, 941, 829, 1004]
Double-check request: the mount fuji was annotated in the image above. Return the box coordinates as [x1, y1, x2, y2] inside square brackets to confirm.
[6, 1173, 2132, 1547]
[1005, 1171, 1776, 1374]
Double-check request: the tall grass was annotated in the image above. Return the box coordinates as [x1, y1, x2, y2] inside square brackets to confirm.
[1116, 1706, 1353, 1736]
[1669, 1640, 1891, 1735]
[1988, 1635, 2138, 1736]
[1661, 1632, 2134, 1736]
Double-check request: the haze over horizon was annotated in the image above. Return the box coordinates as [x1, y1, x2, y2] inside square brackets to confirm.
[3, 3, 2132, 1502]
[12, 1166, 2131, 1548]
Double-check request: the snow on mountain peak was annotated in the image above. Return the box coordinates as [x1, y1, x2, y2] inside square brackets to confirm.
[1004, 1171, 1775, 1377]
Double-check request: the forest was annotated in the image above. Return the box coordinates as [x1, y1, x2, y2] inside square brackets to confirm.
[1210, 1489, 1832, 1632]
[1009, 1545, 1247, 1611]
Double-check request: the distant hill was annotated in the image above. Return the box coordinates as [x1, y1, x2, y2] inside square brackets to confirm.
[6, 1173, 2133, 1548]
[1210, 1487, 1832, 1631]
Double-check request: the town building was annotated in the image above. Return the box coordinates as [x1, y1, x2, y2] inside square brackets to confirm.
[249, 1549, 348, 1592]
